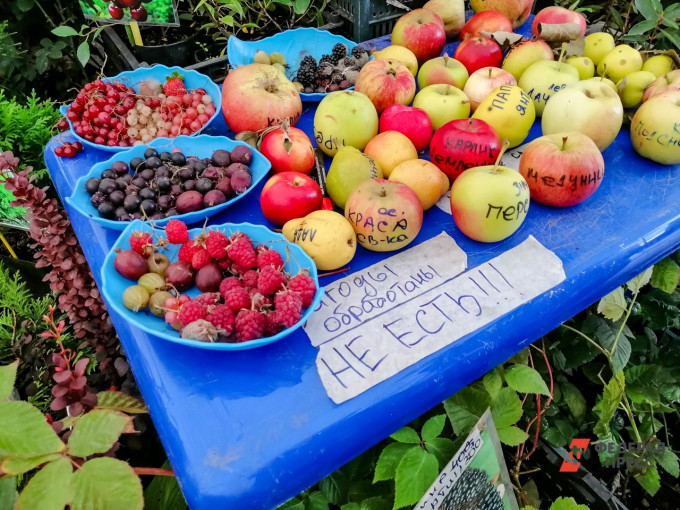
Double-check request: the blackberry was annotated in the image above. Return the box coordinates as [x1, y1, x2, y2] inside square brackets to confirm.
[319, 54, 334, 66]
[295, 55, 317, 88]
[351, 46, 367, 59]
[332, 43, 348, 63]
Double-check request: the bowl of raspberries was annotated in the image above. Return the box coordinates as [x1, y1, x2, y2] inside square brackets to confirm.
[227, 27, 371, 101]
[101, 219, 323, 350]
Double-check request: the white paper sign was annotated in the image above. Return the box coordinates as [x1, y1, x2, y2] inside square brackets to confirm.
[304, 232, 468, 347]
[314, 236, 565, 403]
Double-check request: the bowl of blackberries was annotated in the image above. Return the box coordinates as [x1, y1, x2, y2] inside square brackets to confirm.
[66, 135, 271, 231]
[227, 27, 372, 101]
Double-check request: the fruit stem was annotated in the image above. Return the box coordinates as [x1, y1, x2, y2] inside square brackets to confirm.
[467, 118, 474, 129]
[561, 136, 568, 151]
[488, 67, 493, 78]
[491, 139, 510, 174]
[557, 43, 566, 69]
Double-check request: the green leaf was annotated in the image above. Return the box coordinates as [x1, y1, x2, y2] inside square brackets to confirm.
[1, 453, 63, 476]
[0, 401, 64, 458]
[318, 471, 348, 505]
[71, 458, 143, 510]
[594, 372, 625, 437]
[96, 391, 147, 414]
[611, 336, 631, 375]
[389, 426, 420, 444]
[67, 410, 133, 458]
[76, 42, 90, 68]
[651, 257, 679, 293]
[16, 0, 34, 11]
[293, 0, 311, 14]
[627, 19, 658, 35]
[342, 450, 375, 482]
[0, 360, 18, 400]
[51, 26, 79, 37]
[662, 17, 679, 29]
[443, 383, 491, 435]
[582, 315, 632, 372]
[650, 0, 663, 14]
[661, 28, 680, 51]
[393, 448, 438, 510]
[306, 491, 330, 510]
[497, 425, 529, 446]
[491, 387, 523, 428]
[656, 448, 679, 477]
[421, 415, 445, 441]
[343, 504, 360, 510]
[561, 382, 586, 421]
[143, 460, 186, 510]
[635, 0, 658, 19]
[424, 437, 456, 469]
[550, 497, 590, 510]
[374, 443, 413, 482]
[482, 368, 502, 399]
[278, 497, 304, 510]
[597, 287, 627, 321]
[0, 477, 17, 510]
[16, 458, 72, 510]
[635, 465, 660, 496]
[343, 498, 390, 510]
[505, 364, 550, 396]
[609, 6, 624, 29]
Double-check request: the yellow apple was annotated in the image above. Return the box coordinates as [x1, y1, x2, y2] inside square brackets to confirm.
[502, 39, 555, 81]
[463, 66, 517, 112]
[630, 90, 680, 164]
[566, 56, 595, 80]
[617, 70, 657, 109]
[417, 54, 469, 89]
[388, 159, 450, 210]
[413, 84, 470, 130]
[363, 131, 418, 177]
[518, 60, 580, 116]
[597, 44, 643, 83]
[642, 54, 675, 77]
[373, 45, 419, 76]
[469, 0, 534, 28]
[423, 0, 466, 39]
[314, 91, 379, 156]
[581, 76, 617, 92]
[472, 85, 535, 147]
[583, 32, 615, 66]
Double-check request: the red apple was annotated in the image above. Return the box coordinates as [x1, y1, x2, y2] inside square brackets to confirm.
[429, 118, 502, 182]
[463, 66, 517, 112]
[222, 63, 302, 134]
[391, 9, 447, 65]
[260, 126, 315, 174]
[470, 0, 535, 28]
[461, 11, 513, 39]
[260, 171, 323, 226]
[532, 6, 587, 38]
[453, 36, 503, 75]
[379, 104, 433, 153]
[355, 59, 417, 114]
[519, 131, 604, 207]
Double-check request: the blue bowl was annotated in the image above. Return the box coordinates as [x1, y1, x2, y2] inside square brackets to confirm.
[66, 135, 270, 231]
[101, 220, 324, 350]
[58, 65, 222, 153]
[227, 28, 366, 101]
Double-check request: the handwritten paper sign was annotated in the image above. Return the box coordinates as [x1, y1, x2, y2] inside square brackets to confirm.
[312, 236, 565, 403]
[304, 232, 468, 347]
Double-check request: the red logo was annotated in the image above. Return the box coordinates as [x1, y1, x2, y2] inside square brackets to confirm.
[560, 438, 591, 472]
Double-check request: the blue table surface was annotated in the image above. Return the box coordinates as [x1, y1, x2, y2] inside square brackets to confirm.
[45, 20, 680, 510]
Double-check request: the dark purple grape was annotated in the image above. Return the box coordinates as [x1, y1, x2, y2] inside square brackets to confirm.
[139, 187, 156, 201]
[119, 174, 133, 184]
[194, 161, 207, 173]
[171, 152, 186, 166]
[112, 161, 129, 175]
[101, 169, 116, 180]
[225, 163, 249, 178]
[204, 190, 226, 207]
[130, 157, 145, 172]
[90, 192, 106, 208]
[170, 184, 182, 197]
[179, 168, 194, 180]
[140, 169, 155, 181]
[98, 202, 115, 218]
[183, 180, 196, 191]
[99, 178, 118, 195]
[132, 177, 147, 188]
[165, 208, 178, 217]
[132, 212, 143, 220]
[211, 149, 231, 167]
[114, 207, 130, 221]
[231, 145, 252, 165]
[140, 199, 157, 215]
[159, 151, 173, 162]
[145, 156, 162, 169]
[186, 157, 198, 169]
[201, 166, 221, 180]
[231, 170, 252, 193]
[157, 194, 174, 211]
[215, 178, 233, 198]
[157, 177, 171, 192]
[196, 178, 213, 194]
[115, 178, 129, 190]
[144, 148, 159, 159]
[124, 194, 142, 212]
[125, 184, 140, 196]
[150, 213, 164, 220]
[109, 190, 125, 207]
[155, 165, 170, 178]
[85, 178, 101, 195]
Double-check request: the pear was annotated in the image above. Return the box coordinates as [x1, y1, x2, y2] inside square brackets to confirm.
[282, 210, 357, 271]
[325, 146, 382, 209]
[617, 70, 656, 109]
[597, 44, 643, 83]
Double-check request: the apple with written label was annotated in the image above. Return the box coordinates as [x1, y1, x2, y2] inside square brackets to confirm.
[355, 58, 416, 114]
[461, 10, 513, 39]
[518, 59, 579, 116]
[502, 39, 554, 81]
[413, 84, 470, 130]
[463, 66, 517, 112]
[379, 104, 433, 152]
[454, 36, 503, 75]
[391, 9, 446, 65]
[417, 54, 469, 90]
[630, 90, 680, 165]
[519, 132, 605, 207]
[472, 84, 535, 148]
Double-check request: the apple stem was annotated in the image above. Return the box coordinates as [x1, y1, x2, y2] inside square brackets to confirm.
[557, 43, 566, 69]
[443, 53, 449, 65]
[488, 67, 493, 78]
[467, 118, 474, 129]
[491, 139, 510, 174]
[561, 136, 568, 151]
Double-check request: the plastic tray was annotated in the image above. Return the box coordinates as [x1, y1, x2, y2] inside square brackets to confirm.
[66, 135, 270, 231]
[100, 219, 324, 350]
[59, 65, 222, 152]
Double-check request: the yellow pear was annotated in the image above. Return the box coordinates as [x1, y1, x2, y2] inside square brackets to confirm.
[373, 45, 419, 76]
[583, 32, 615, 66]
[642, 54, 675, 77]
[325, 146, 382, 209]
[597, 44, 643, 83]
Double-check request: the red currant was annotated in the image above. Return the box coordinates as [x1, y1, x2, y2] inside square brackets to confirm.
[63, 145, 75, 157]
[54, 146, 65, 157]
[73, 142, 83, 152]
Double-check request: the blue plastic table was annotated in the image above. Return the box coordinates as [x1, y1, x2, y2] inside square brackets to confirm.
[45, 28, 680, 510]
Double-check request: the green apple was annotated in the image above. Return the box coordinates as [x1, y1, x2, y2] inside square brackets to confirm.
[518, 60, 580, 116]
[642, 54, 676, 78]
[597, 44, 643, 83]
[566, 56, 595, 80]
[313, 91, 379, 156]
[542, 80, 623, 151]
[583, 32, 615, 66]
[326, 146, 383, 209]
[413, 84, 470, 130]
[630, 90, 680, 164]
[581, 76, 617, 92]
[472, 84, 535, 147]
[617, 70, 657, 109]
[450, 162, 530, 242]
[502, 39, 555, 81]
[417, 54, 469, 90]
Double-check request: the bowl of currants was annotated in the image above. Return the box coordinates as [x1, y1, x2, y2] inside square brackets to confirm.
[59, 65, 222, 152]
[100, 219, 324, 350]
[66, 135, 270, 231]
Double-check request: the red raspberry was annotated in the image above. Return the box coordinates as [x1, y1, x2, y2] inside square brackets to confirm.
[166, 220, 189, 244]
[257, 266, 286, 296]
[257, 249, 284, 270]
[274, 291, 303, 328]
[193, 292, 220, 306]
[249, 289, 272, 310]
[217, 257, 232, 270]
[178, 301, 207, 326]
[242, 270, 258, 291]
[264, 311, 283, 336]
[178, 242, 200, 263]
[227, 237, 256, 269]
[223, 287, 251, 312]
[129, 231, 152, 256]
[235, 310, 266, 342]
[231, 262, 251, 276]
[191, 247, 212, 270]
[205, 230, 229, 259]
[219, 277, 243, 299]
[288, 273, 317, 308]
[207, 304, 235, 334]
